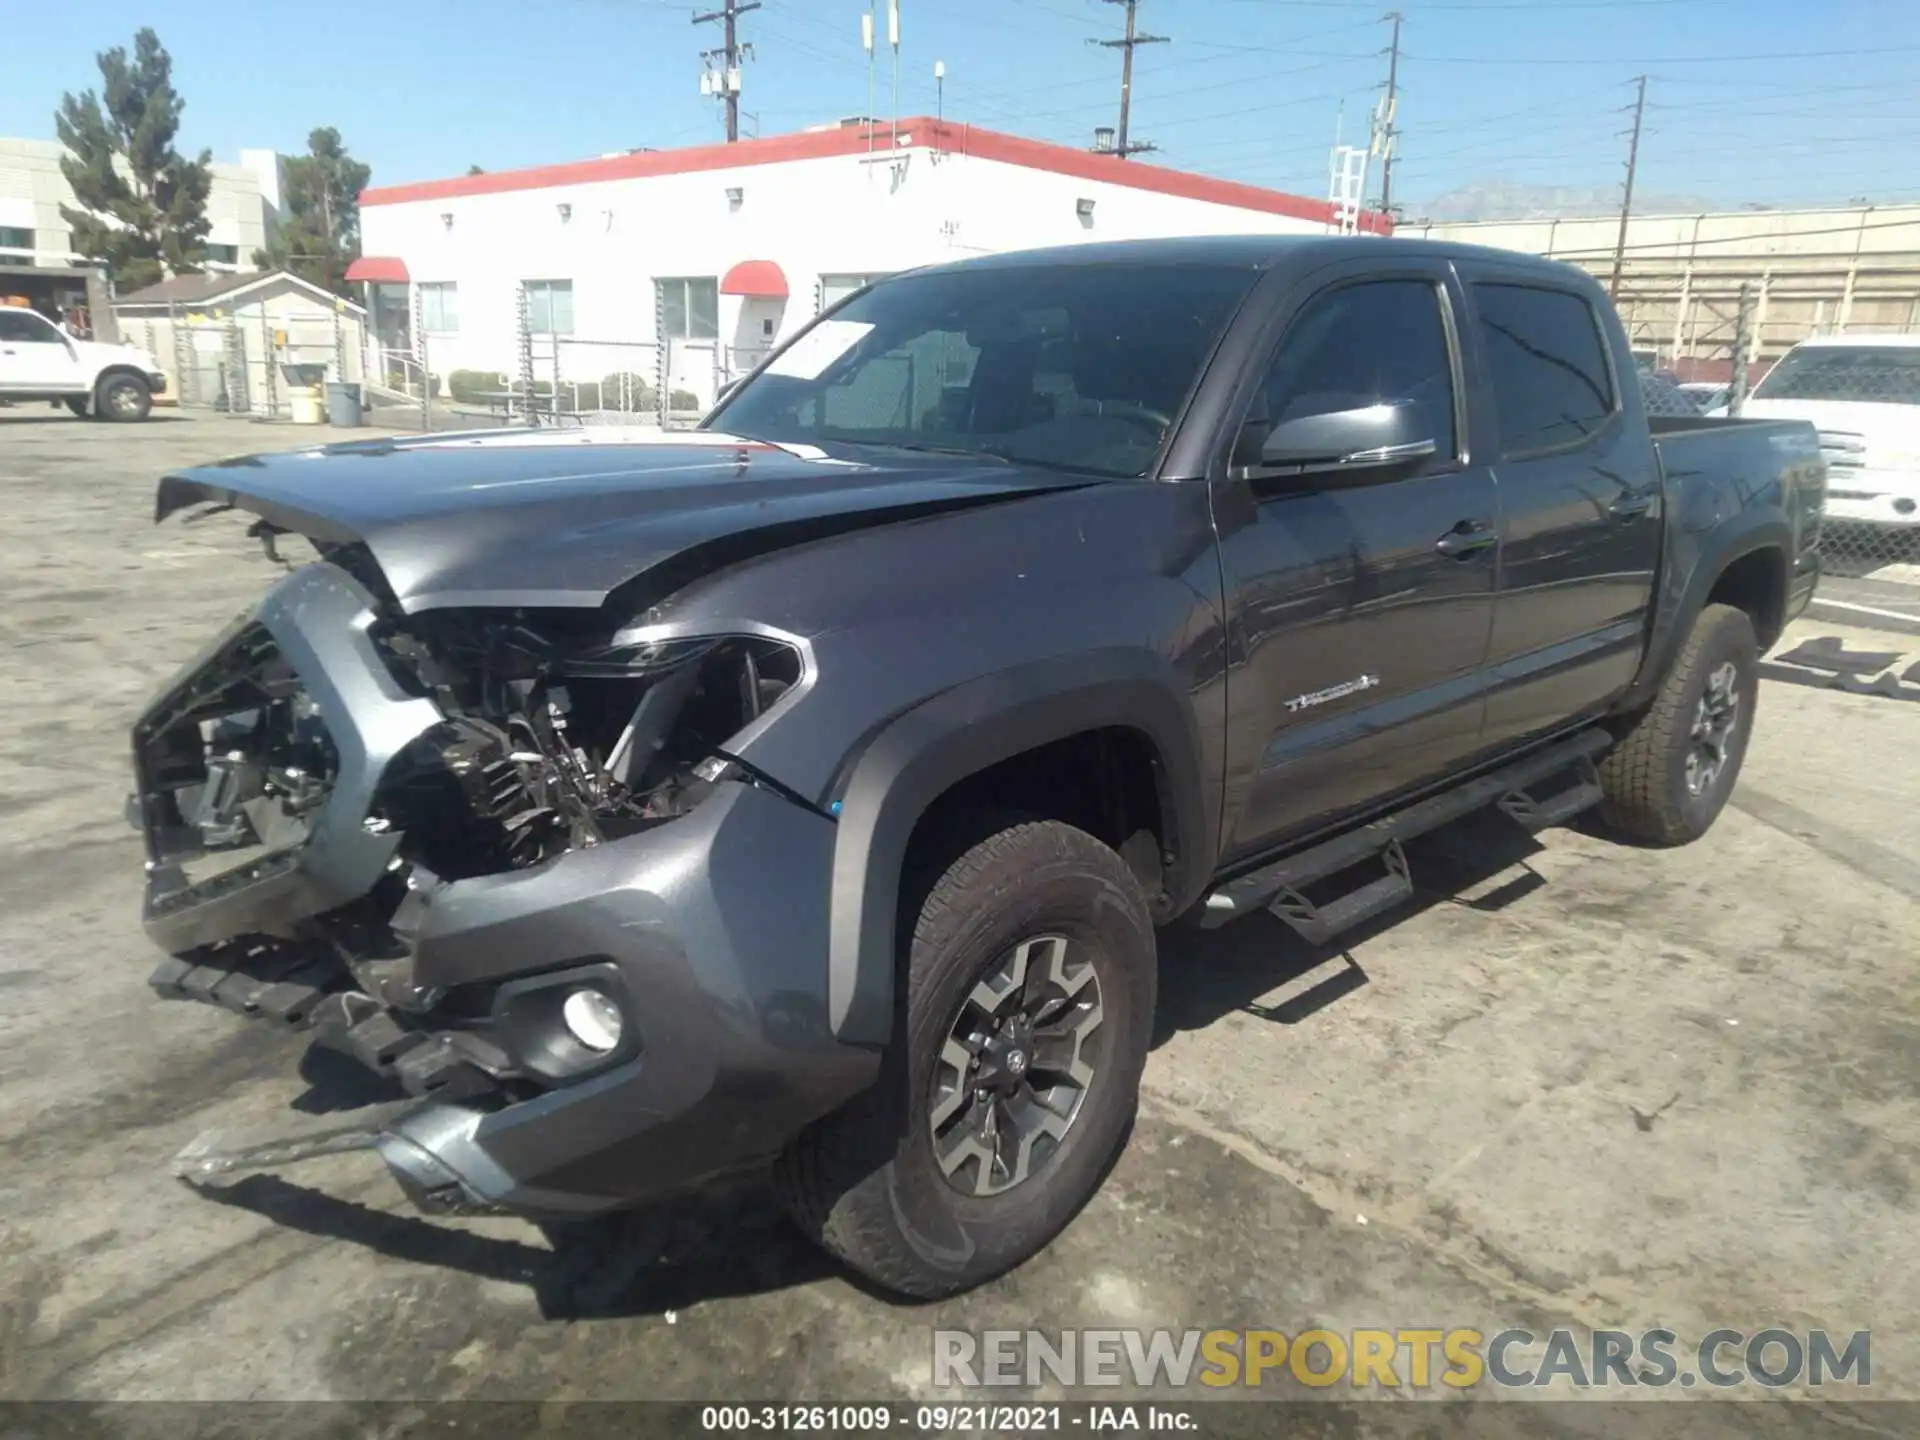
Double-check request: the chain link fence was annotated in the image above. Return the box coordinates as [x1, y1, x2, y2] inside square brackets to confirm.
[1746, 342, 1920, 583]
[1638, 287, 1920, 603]
[151, 295, 364, 421]
[420, 288, 776, 430]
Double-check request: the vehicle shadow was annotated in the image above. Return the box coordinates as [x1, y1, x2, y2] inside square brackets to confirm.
[1152, 806, 1549, 1045]
[0, 409, 191, 424]
[200, 809, 1553, 1319]
[198, 1168, 847, 1319]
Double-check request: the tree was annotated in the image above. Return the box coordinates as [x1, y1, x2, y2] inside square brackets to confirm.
[254, 127, 372, 295]
[466, 164, 486, 176]
[55, 28, 213, 291]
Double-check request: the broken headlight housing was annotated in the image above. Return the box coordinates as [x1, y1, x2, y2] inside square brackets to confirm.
[369, 615, 805, 880]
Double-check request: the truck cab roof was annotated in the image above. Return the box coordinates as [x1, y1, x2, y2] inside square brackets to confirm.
[910, 233, 1597, 287]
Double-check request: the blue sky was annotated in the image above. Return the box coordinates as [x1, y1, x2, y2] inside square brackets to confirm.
[4, 0, 1917, 214]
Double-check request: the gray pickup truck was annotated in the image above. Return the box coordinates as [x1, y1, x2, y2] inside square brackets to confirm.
[133, 236, 1823, 1298]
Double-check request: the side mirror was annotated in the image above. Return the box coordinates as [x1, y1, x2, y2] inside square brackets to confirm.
[714, 377, 744, 407]
[1251, 399, 1437, 475]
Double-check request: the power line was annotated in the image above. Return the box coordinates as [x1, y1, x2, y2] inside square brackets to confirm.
[1092, 0, 1168, 158]
[1401, 42, 1920, 66]
[1610, 74, 1648, 297]
[1219, 0, 1721, 7]
[692, 0, 759, 142]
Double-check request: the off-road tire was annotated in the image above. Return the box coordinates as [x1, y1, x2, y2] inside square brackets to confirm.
[1597, 602, 1758, 846]
[64, 397, 90, 418]
[774, 819, 1157, 1298]
[95, 372, 151, 422]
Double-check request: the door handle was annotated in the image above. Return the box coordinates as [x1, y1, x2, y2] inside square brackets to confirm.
[1610, 493, 1652, 519]
[1434, 521, 1497, 559]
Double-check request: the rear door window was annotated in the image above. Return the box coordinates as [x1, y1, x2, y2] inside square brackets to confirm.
[1472, 283, 1617, 458]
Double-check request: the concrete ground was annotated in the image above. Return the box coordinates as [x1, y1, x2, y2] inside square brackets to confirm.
[2, 410, 1917, 1427]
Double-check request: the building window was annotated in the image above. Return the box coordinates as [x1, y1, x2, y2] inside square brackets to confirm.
[418, 282, 459, 333]
[0, 226, 32, 255]
[659, 277, 718, 340]
[206, 243, 240, 266]
[524, 279, 574, 336]
[818, 273, 889, 313]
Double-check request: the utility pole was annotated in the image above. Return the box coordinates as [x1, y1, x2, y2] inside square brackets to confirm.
[1374, 11, 1403, 215]
[1609, 74, 1649, 298]
[1095, 0, 1167, 159]
[693, 0, 760, 143]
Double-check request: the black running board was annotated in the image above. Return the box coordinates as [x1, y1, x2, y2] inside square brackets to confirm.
[1199, 728, 1611, 933]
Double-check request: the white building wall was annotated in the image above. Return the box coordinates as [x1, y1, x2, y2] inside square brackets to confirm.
[359, 142, 1332, 396]
[0, 137, 280, 275]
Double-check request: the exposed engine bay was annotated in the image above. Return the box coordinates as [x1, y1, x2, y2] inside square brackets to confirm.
[137, 564, 803, 917]
[370, 610, 802, 880]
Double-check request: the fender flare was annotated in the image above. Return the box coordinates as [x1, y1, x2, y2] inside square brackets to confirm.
[824, 648, 1212, 1045]
[1625, 513, 1792, 711]
[95, 362, 155, 391]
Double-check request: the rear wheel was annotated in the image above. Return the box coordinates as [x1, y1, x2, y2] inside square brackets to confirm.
[95, 372, 152, 422]
[1597, 603, 1758, 845]
[774, 818, 1156, 1298]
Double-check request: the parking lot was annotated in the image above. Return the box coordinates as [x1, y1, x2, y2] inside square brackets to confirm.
[2, 409, 1918, 1424]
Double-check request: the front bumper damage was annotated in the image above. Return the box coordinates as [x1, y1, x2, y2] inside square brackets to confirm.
[134, 563, 878, 1217]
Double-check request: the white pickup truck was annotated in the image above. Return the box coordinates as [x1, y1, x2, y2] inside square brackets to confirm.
[0, 306, 167, 421]
[1738, 333, 1920, 531]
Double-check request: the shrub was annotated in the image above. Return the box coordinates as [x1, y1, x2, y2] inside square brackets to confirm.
[596, 372, 657, 412]
[448, 369, 508, 404]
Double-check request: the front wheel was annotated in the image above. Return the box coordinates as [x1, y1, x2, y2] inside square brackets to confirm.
[774, 819, 1157, 1298]
[95, 373, 152, 422]
[1596, 602, 1758, 845]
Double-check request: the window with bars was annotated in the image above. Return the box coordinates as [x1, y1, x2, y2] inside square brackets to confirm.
[524, 279, 574, 336]
[658, 277, 718, 340]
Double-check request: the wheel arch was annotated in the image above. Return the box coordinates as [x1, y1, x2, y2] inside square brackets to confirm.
[95, 363, 154, 392]
[1624, 515, 1791, 713]
[824, 648, 1212, 1046]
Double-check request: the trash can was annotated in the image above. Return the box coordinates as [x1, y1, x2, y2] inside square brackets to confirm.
[289, 383, 326, 425]
[280, 362, 329, 426]
[325, 381, 365, 428]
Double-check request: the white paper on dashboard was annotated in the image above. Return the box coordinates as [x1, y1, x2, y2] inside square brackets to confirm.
[763, 320, 876, 380]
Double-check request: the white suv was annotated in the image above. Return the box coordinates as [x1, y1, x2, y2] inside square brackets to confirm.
[0, 306, 168, 421]
[1738, 333, 1920, 529]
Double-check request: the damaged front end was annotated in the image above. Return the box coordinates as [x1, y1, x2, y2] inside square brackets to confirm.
[133, 555, 873, 1216]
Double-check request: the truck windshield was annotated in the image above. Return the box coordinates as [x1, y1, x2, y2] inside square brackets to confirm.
[1752, 345, 1920, 406]
[712, 262, 1257, 477]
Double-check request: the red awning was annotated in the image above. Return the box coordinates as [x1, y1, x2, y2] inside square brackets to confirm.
[719, 259, 788, 299]
[345, 255, 411, 284]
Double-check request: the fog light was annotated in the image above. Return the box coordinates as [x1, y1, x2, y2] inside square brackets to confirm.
[561, 989, 624, 1052]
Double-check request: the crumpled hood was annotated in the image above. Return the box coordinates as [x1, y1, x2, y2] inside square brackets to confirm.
[156, 427, 1093, 613]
